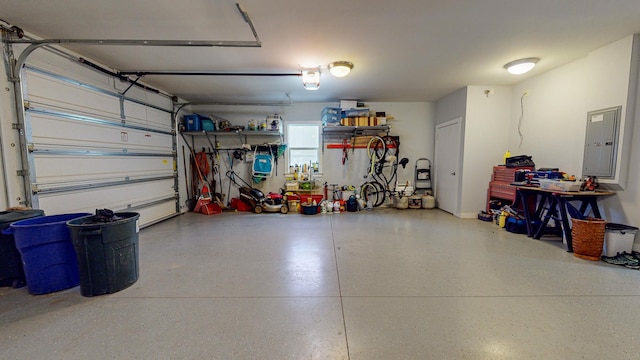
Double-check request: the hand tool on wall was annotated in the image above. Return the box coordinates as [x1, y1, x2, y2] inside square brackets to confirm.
[342, 138, 349, 165]
[182, 146, 190, 199]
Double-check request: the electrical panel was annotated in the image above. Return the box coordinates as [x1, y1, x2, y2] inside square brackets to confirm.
[582, 106, 621, 178]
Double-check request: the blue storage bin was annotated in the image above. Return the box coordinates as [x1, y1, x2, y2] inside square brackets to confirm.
[184, 114, 201, 131]
[10, 213, 90, 294]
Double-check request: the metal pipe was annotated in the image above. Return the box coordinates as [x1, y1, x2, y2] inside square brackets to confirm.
[4, 38, 261, 47]
[118, 71, 300, 77]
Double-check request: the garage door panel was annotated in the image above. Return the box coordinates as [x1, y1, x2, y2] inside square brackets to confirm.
[37, 179, 175, 216]
[33, 155, 174, 184]
[27, 52, 115, 91]
[135, 201, 182, 227]
[123, 101, 173, 132]
[26, 70, 122, 121]
[29, 112, 173, 153]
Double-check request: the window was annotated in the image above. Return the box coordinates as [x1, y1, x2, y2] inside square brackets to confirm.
[286, 122, 320, 170]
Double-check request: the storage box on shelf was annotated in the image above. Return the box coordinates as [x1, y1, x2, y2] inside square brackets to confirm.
[486, 165, 534, 212]
[538, 178, 581, 192]
[322, 107, 342, 126]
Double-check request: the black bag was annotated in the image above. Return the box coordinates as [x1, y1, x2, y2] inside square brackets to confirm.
[505, 217, 528, 234]
[346, 196, 358, 212]
[506, 155, 535, 168]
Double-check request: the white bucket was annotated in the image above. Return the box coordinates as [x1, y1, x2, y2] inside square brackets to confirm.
[394, 185, 413, 197]
[408, 195, 422, 209]
[421, 195, 435, 209]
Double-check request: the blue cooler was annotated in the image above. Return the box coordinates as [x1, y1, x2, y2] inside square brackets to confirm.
[10, 213, 90, 294]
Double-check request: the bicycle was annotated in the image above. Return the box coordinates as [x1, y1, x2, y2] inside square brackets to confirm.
[360, 135, 400, 207]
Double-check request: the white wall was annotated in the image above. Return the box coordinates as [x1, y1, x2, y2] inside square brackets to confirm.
[436, 87, 467, 126]
[510, 36, 640, 226]
[462, 86, 512, 217]
[189, 102, 435, 202]
[584, 34, 639, 189]
[509, 59, 588, 175]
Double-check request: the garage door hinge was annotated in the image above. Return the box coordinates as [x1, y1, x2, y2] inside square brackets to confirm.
[23, 101, 30, 109]
[17, 169, 29, 177]
[12, 123, 23, 130]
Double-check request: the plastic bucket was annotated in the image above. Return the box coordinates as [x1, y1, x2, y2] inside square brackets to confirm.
[10, 213, 90, 294]
[301, 203, 318, 215]
[603, 223, 638, 257]
[67, 213, 140, 297]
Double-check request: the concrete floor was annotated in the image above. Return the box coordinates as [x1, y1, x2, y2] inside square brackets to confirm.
[2, 208, 640, 359]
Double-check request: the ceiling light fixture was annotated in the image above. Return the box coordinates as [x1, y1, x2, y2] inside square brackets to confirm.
[301, 67, 321, 90]
[504, 57, 539, 75]
[328, 61, 354, 77]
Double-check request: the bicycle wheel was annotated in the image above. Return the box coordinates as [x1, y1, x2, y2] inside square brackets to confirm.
[360, 181, 386, 207]
[367, 136, 386, 161]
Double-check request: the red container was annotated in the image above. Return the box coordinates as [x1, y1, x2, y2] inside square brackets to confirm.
[231, 198, 253, 211]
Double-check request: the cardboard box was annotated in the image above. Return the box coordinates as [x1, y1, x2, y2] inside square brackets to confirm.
[340, 100, 358, 109]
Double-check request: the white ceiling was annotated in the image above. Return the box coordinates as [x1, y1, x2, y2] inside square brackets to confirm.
[2, 0, 640, 104]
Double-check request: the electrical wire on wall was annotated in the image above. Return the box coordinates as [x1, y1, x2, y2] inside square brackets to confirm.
[517, 91, 529, 151]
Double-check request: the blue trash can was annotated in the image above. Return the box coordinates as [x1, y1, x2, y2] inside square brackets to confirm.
[0, 209, 45, 288]
[10, 213, 90, 294]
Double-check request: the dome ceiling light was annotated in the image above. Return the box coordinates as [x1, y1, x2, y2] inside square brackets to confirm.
[328, 61, 354, 77]
[504, 57, 539, 75]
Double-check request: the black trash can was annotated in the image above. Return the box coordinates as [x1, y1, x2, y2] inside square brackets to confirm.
[67, 212, 140, 297]
[0, 209, 45, 288]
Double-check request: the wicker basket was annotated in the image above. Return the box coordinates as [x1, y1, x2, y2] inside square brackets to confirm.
[571, 218, 606, 261]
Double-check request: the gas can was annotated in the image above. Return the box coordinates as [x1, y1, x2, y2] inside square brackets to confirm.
[408, 195, 422, 209]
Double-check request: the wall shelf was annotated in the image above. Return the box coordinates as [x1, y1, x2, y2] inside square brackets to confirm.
[182, 130, 282, 146]
[321, 125, 390, 152]
[322, 125, 389, 136]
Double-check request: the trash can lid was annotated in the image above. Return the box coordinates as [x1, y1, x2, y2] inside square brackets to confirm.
[66, 212, 140, 227]
[10, 213, 91, 229]
[605, 223, 639, 232]
[0, 209, 45, 228]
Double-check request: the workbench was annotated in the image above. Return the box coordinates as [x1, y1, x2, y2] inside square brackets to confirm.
[513, 186, 615, 252]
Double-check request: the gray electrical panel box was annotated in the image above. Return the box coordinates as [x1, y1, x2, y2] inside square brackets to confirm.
[582, 106, 621, 178]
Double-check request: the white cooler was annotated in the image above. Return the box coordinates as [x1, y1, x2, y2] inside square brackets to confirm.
[603, 223, 639, 257]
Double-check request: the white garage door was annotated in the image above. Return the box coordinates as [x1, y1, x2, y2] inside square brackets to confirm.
[20, 55, 178, 227]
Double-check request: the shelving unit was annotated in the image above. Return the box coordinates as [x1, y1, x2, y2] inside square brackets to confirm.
[183, 130, 282, 143]
[321, 125, 390, 151]
[322, 125, 389, 136]
[181, 130, 283, 152]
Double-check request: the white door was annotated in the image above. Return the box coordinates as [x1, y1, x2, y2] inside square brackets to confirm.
[434, 118, 462, 215]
